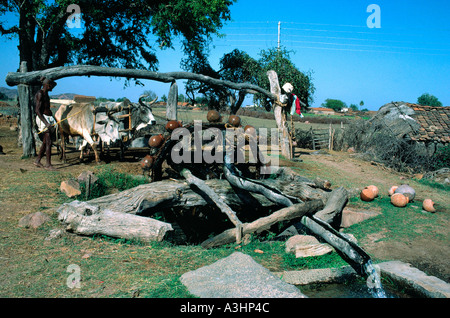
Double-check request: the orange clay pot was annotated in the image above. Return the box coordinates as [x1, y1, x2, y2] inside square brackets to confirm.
[366, 185, 379, 197]
[360, 187, 375, 202]
[388, 186, 398, 196]
[422, 199, 436, 213]
[391, 193, 409, 207]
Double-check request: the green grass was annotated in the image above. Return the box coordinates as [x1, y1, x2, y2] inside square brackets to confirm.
[343, 196, 446, 244]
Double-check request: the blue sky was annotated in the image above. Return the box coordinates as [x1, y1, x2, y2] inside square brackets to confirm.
[1, 0, 449, 110]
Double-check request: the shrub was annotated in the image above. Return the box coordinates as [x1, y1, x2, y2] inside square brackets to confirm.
[76, 167, 149, 201]
[432, 145, 450, 170]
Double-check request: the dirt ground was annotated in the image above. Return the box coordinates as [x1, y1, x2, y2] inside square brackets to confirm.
[0, 116, 449, 284]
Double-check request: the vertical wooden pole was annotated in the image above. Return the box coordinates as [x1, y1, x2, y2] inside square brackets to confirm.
[267, 70, 291, 160]
[17, 61, 36, 158]
[167, 80, 178, 121]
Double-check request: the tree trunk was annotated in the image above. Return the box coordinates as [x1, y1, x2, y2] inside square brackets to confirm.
[314, 186, 348, 226]
[17, 62, 36, 158]
[180, 168, 243, 242]
[64, 170, 329, 216]
[167, 81, 178, 121]
[201, 200, 324, 248]
[57, 200, 173, 242]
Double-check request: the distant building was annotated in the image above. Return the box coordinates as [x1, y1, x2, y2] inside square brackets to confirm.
[371, 101, 450, 157]
[310, 107, 336, 115]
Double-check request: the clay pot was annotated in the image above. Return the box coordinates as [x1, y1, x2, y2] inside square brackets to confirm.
[394, 184, 416, 202]
[148, 134, 164, 148]
[391, 193, 409, 207]
[166, 120, 181, 132]
[244, 125, 256, 136]
[360, 187, 375, 202]
[422, 199, 436, 213]
[140, 155, 154, 170]
[367, 185, 379, 197]
[228, 115, 241, 127]
[207, 110, 221, 123]
[388, 186, 398, 196]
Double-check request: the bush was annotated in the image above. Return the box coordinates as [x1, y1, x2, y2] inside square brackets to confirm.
[76, 167, 149, 201]
[334, 119, 441, 173]
[432, 145, 450, 170]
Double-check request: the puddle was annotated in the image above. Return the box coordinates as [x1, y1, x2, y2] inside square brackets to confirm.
[298, 278, 412, 298]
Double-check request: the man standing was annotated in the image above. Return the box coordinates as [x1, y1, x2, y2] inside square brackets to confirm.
[34, 77, 57, 170]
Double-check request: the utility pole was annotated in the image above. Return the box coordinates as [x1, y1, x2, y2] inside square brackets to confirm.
[277, 21, 281, 50]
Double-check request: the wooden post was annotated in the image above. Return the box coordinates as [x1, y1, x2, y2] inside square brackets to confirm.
[167, 80, 178, 121]
[17, 61, 36, 158]
[267, 70, 291, 159]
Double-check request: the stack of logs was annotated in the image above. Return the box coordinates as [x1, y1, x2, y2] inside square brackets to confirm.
[57, 111, 376, 278]
[58, 111, 346, 247]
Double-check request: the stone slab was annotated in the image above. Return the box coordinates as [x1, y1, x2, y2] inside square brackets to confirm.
[379, 261, 450, 298]
[274, 266, 358, 285]
[180, 252, 306, 298]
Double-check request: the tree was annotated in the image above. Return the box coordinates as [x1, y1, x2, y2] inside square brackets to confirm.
[254, 47, 315, 111]
[417, 93, 442, 107]
[0, 0, 236, 72]
[0, 92, 9, 100]
[1, 0, 235, 156]
[349, 104, 359, 111]
[218, 49, 261, 113]
[322, 99, 346, 112]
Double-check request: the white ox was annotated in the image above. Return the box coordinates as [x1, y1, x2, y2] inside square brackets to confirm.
[55, 96, 157, 162]
[55, 103, 121, 162]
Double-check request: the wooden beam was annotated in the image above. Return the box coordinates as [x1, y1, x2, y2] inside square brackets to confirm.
[5, 65, 277, 100]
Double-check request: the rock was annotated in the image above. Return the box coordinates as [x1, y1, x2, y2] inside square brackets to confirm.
[77, 171, 98, 185]
[60, 179, 81, 197]
[423, 168, 450, 185]
[45, 229, 63, 241]
[285, 235, 333, 258]
[378, 261, 450, 298]
[274, 266, 358, 285]
[18, 212, 51, 229]
[394, 184, 416, 201]
[340, 207, 381, 228]
[180, 252, 306, 298]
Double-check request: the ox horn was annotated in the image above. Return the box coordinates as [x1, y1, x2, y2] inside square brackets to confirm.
[139, 95, 158, 108]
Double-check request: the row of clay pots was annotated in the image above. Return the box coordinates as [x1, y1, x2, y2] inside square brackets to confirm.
[207, 110, 256, 134]
[360, 184, 436, 212]
[142, 120, 183, 170]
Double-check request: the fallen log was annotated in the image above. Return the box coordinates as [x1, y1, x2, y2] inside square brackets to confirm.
[314, 186, 348, 226]
[66, 168, 329, 216]
[201, 200, 324, 248]
[180, 168, 243, 243]
[57, 201, 173, 242]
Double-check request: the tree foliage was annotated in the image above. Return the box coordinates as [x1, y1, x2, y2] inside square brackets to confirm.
[417, 93, 442, 107]
[182, 46, 315, 113]
[321, 98, 346, 111]
[254, 47, 315, 110]
[0, 0, 235, 71]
